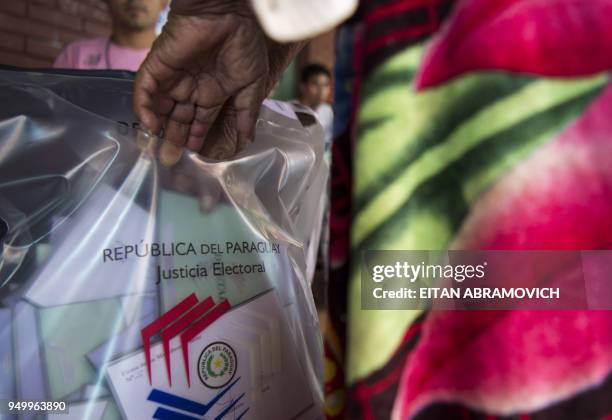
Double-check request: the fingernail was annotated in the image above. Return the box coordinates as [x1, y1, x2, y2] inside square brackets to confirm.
[136, 130, 152, 150]
[199, 195, 217, 213]
[160, 141, 183, 167]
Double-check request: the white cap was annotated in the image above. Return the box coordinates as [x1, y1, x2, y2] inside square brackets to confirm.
[250, 0, 358, 42]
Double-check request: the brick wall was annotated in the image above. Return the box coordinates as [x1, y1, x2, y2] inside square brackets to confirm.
[0, 0, 336, 96]
[0, 0, 111, 68]
[297, 30, 336, 74]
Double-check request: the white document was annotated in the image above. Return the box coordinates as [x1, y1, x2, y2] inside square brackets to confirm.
[25, 182, 156, 307]
[0, 309, 14, 400]
[106, 291, 312, 420]
[262, 99, 298, 121]
[13, 301, 47, 401]
[233, 305, 282, 374]
[87, 309, 157, 371]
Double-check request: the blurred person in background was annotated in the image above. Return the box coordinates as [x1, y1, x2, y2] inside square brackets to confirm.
[293, 64, 334, 153]
[54, 0, 167, 71]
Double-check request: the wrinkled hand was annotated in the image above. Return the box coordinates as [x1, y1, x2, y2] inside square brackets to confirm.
[134, 0, 303, 159]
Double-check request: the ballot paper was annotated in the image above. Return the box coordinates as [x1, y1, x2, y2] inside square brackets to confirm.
[120, 293, 158, 326]
[13, 301, 47, 401]
[157, 191, 282, 311]
[86, 294, 158, 371]
[262, 99, 298, 121]
[0, 309, 14, 400]
[87, 309, 157, 371]
[25, 180, 156, 308]
[106, 290, 313, 420]
[39, 299, 125, 400]
[235, 305, 282, 374]
[224, 317, 274, 383]
[62, 383, 110, 403]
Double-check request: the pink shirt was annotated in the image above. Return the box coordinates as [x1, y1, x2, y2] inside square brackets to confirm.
[53, 37, 149, 72]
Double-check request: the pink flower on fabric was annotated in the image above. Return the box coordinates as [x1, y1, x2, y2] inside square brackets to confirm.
[393, 0, 612, 416]
[393, 55, 612, 420]
[415, 0, 612, 90]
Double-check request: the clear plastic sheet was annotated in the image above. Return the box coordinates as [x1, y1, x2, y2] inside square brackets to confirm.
[0, 68, 327, 419]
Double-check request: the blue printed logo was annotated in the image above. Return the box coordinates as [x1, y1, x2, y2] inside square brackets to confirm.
[148, 377, 249, 419]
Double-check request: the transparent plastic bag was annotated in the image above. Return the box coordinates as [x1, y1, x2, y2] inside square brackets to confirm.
[0, 68, 327, 420]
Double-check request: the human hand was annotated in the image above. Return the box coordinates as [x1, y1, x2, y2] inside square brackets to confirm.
[134, 0, 304, 159]
[136, 131, 222, 212]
